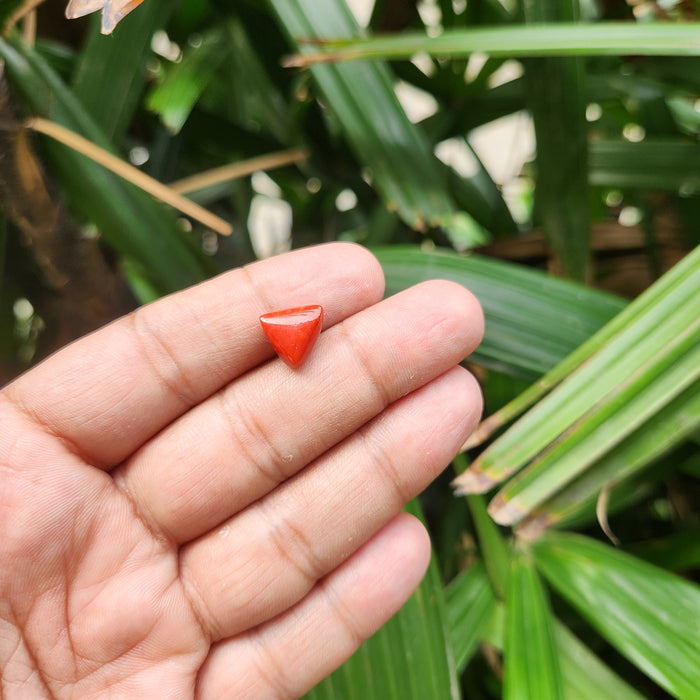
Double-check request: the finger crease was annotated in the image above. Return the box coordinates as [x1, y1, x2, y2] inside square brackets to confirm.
[111, 472, 178, 549]
[338, 322, 394, 409]
[257, 504, 323, 589]
[357, 428, 410, 509]
[178, 557, 220, 643]
[0, 393, 98, 468]
[249, 634, 293, 698]
[239, 265, 276, 319]
[127, 312, 200, 410]
[219, 387, 291, 487]
[317, 575, 365, 649]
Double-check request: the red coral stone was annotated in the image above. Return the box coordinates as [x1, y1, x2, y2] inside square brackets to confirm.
[259, 305, 324, 368]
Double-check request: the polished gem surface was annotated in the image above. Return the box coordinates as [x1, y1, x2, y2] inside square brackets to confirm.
[259, 305, 324, 367]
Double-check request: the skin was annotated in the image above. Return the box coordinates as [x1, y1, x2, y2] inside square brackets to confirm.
[0, 243, 484, 699]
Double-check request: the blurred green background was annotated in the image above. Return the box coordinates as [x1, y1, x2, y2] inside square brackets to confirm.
[1, 0, 699, 697]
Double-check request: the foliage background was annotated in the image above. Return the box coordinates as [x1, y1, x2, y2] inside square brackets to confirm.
[1, 0, 699, 697]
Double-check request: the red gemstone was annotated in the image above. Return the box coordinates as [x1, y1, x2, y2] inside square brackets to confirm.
[259, 305, 324, 368]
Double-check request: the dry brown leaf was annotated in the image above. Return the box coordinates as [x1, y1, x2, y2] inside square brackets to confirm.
[65, 0, 145, 34]
[1, 0, 44, 37]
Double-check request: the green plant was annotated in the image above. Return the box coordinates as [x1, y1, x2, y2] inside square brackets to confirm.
[1, 0, 699, 697]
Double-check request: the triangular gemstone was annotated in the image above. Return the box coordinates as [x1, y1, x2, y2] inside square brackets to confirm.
[259, 305, 324, 368]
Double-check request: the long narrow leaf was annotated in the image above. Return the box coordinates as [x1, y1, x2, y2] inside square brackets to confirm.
[285, 23, 700, 67]
[461, 239, 700, 448]
[522, 383, 700, 532]
[464, 491, 509, 600]
[519, 0, 590, 280]
[147, 27, 229, 134]
[0, 36, 215, 295]
[554, 622, 645, 700]
[442, 139, 518, 240]
[269, 0, 478, 242]
[533, 532, 700, 699]
[375, 246, 625, 380]
[628, 528, 700, 573]
[71, 0, 174, 141]
[504, 554, 564, 700]
[221, 14, 296, 145]
[454, 243, 700, 492]
[489, 323, 700, 524]
[589, 139, 700, 191]
[466, 598, 647, 700]
[445, 561, 497, 674]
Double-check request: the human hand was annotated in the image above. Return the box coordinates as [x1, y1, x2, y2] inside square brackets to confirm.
[0, 243, 483, 699]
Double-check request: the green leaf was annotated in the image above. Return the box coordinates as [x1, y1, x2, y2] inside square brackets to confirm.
[220, 13, 296, 145]
[554, 622, 645, 700]
[269, 0, 477, 242]
[466, 595, 647, 700]
[147, 27, 229, 134]
[533, 531, 700, 699]
[71, 0, 176, 141]
[463, 488, 510, 601]
[489, 318, 700, 525]
[504, 554, 564, 700]
[442, 139, 518, 239]
[668, 95, 700, 137]
[627, 528, 700, 573]
[285, 23, 700, 66]
[523, 384, 700, 531]
[455, 243, 700, 495]
[0, 36, 215, 296]
[445, 561, 497, 674]
[589, 139, 700, 192]
[375, 246, 625, 380]
[519, 0, 590, 280]
[305, 500, 459, 700]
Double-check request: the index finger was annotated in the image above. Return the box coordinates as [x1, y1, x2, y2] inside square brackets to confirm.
[2, 243, 385, 467]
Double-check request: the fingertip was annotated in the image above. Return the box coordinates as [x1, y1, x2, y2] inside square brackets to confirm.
[448, 365, 485, 442]
[420, 278, 484, 348]
[193, 512, 432, 699]
[322, 242, 386, 308]
[344, 511, 432, 624]
[393, 279, 483, 362]
[461, 284, 485, 348]
[257, 242, 385, 326]
[391, 511, 432, 582]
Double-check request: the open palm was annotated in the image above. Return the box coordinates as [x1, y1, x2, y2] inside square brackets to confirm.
[0, 243, 483, 699]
